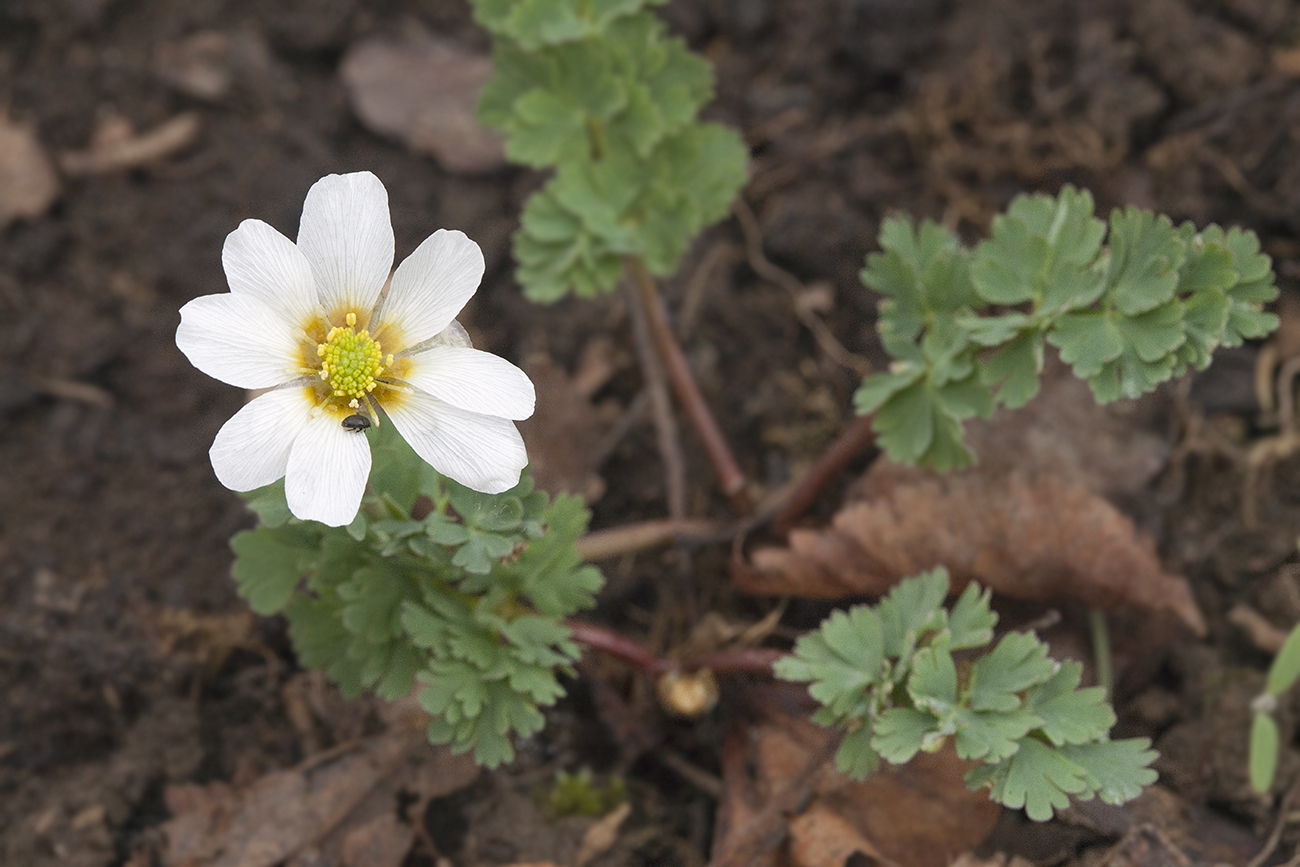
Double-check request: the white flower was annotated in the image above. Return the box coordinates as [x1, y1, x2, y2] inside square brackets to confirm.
[177, 171, 534, 527]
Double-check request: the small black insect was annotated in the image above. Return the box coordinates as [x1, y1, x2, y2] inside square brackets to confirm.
[341, 413, 372, 433]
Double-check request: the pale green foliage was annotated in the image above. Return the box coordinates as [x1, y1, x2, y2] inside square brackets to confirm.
[1249, 612, 1300, 793]
[231, 424, 603, 767]
[774, 568, 1158, 821]
[472, 0, 748, 301]
[855, 187, 1279, 470]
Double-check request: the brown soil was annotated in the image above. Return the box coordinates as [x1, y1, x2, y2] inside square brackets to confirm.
[4, 0, 1300, 865]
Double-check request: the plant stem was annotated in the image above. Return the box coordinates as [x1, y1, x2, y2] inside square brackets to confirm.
[768, 414, 877, 537]
[626, 256, 752, 516]
[1089, 608, 1113, 699]
[565, 619, 780, 677]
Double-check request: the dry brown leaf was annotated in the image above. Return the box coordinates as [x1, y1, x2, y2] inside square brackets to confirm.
[742, 472, 1204, 634]
[0, 113, 59, 227]
[742, 360, 1204, 633]
[713, 701, 999, 867]
[60, 113, 200, 175]
[787, 807, 886, 867]
[518, 346, 624, 502]
[947, 855, 1035, 867]
[340, 26, 504, 174]
[575, 801, 631, 867]
[160, 727, 478, 867]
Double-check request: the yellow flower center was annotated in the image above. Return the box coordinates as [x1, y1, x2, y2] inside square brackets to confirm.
[316, 312, 393, 402]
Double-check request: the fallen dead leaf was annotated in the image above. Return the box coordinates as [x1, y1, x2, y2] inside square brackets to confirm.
[160, 727, 479, 867]
[742, 360, 1204, 634]
[713, 698, 999, 867]
[0, 112, 59, 227]
[787, 807, 886, 867]
[575, 801, 631, 867]
[518, 344, 626, 502]
[341, 25, 505, 174]
[741, 472, 1204, 634]
[1097, 824, 1193, 867]
[947, 855, 1035, 867]
[60, 112, 200, 175]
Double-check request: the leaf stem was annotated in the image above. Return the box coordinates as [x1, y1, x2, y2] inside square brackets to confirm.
[768, 414, 877, 537]
[1089, 607, 1113, 699]
[626, 256, 752, 515]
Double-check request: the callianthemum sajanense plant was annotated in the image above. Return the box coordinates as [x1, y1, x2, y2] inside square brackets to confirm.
[177, 171, 535, 527]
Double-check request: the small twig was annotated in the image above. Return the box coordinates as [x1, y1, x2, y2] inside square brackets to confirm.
[768, 415, 876, 537]
[711, 726, 843, 867]
[576, 518, 725, 561]
[623, 278, 689, 524]
[60, 112, 200, 175]
[627, 256, 753, 516]
[566, 620, 782, 678]
[658, 747, 725, 799]
[1247, 778, 1300, 867]
[733, 198, 871, 377]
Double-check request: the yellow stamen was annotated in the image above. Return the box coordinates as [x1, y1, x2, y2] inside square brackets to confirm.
[316, 312, 386, 402]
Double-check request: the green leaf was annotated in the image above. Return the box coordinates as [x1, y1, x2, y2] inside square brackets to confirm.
[1047, 311, 1124, 379]
[834, 726, 881, 780]
[972, 737, 1090, 821]
[338, 564, 412, 643]
[242, 479, 291, 528]
[970, 187, 1105, 310]
[968, 632, 1055, 712]
[1023, 661, 1115, 745]
[909, 644, 958, 714]
[230, 526, 313, 615]
[863, 217, 970, 346]
[873, 707, 940, 764]
[1104, 207, 1184, 315]
[1267, 624, 1300, 696]
[500, 494, 604, 617]
[777, 606, 883, 720]
[1058, 738, 1158, 806]
[953, 707, 1040, 763]
[945, 581, 997, 650]
[1250, 712, 1280, 793]
[980, 329, 1043, 409]
[877, 568, 950, 658]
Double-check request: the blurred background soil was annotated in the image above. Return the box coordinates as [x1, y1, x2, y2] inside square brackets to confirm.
[4, 0, 1300, 865]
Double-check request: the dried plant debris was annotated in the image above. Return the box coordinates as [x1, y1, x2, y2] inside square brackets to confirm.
[742, 471, 1204, 634]
[341, 26, 505, 174]
[743, 362, 1202, 633]
[159, 728, 478, 867]
[713, 703, 999, 867]
[0, 113, 60, 227]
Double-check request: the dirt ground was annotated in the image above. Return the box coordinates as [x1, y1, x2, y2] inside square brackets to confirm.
[5, 0, 1300, 865]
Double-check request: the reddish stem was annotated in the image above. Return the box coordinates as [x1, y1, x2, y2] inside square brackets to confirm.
[768, 414, 877, 538]
[566, 620, 781, 677]
[627, 257, 753, 516]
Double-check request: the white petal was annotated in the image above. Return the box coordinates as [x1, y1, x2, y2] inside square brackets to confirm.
[378, 229, 484, 349]
[210, 387, 315, 491]
[284, 411, 372, 527]
[177, 293, 305, 389]
[222, 219, 319, 326]
[404, 346, 535, 420]
[385, 392, 526, 494]
[297, 171, 394, 318]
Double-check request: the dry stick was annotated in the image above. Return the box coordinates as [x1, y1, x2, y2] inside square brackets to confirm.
[626, 256, 753, 516]
[623, 278, 689, 524]
[623, 277, 699, 623]
[768, 414, 877, 538]
[711, 727, 844, 867]
[576, 517, 725, 562]
[566, 620, 781, 678]
[733, 198, 871, 377]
